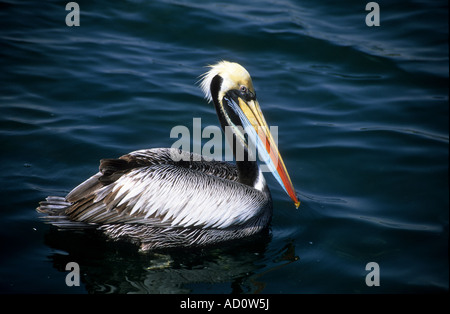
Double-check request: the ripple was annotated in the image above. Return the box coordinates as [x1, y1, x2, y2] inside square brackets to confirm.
[360, 126, 449, 143]
[358, 215, 444, 233]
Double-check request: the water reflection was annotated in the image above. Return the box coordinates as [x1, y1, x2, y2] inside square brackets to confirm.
[43, 226, 295, 293]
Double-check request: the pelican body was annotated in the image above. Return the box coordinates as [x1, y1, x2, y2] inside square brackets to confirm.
[37, 61, 299, 251]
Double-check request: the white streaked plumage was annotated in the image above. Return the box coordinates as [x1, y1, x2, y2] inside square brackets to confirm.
[91, 151, 265, 229]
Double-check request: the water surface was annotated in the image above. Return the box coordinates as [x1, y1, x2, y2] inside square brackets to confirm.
[0, 0, 448, 293]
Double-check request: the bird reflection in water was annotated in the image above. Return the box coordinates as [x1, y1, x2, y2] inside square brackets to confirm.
[44, 226, 299, 293]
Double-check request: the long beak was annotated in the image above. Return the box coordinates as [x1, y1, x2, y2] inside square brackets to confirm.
[238, 98, 300, 208]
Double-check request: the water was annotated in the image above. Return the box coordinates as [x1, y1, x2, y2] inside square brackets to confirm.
[0, 0, 448, 294]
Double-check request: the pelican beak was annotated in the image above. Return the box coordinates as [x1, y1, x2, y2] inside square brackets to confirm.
[238, 98, 300, 208]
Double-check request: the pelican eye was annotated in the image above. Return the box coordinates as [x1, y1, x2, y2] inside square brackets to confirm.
[238, 85, 255, 101]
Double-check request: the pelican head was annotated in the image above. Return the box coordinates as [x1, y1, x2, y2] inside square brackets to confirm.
[200, 61, 300, 208]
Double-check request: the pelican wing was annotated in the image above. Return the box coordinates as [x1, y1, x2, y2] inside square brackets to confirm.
[64, 148, 268, 229]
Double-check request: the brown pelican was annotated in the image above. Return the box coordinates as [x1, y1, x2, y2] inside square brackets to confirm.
[37, 61, 300, 251]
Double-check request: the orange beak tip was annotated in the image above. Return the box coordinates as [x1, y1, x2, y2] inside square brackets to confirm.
[294, 201, 301, 209]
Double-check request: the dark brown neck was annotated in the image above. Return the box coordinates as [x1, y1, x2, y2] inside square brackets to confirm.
[210, 75, 260, 188]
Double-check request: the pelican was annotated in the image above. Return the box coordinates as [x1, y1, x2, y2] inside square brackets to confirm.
[37, 61, 300, 251]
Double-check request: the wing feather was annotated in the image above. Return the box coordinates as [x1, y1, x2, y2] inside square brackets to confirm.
[61, 148, 268, 229]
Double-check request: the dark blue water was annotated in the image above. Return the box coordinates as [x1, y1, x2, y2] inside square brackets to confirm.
[0, 0, 448, 294]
